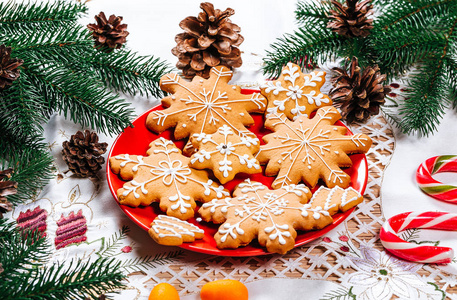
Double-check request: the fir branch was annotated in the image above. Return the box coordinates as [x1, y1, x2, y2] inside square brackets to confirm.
[375, 0, 457, 32]
[371, 26, 447, 78]
[0, 72, 49, 139]
[295, 0, 333, 25]
[119, 250, 184, 273]
[8, 258, 126, 300]
[22, 62, 134, 135]
[0, 219, 49, 280]
[444, 57, 457, 107]
[90, 49, 172, 98]
[6, 25, 91, 53]
[0, 220, 126, 299]
[263, 25, 348, 78]
[3, 146, 54, 205]
[398, 58, 449, 136]
[97, 225, 130, 258]
[0, 0, 87, 35]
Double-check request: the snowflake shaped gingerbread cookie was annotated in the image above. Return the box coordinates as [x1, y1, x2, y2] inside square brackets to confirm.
[189, 125, 261, 184]
[109, 137, 229, 220]
[146, 66, 267, 150]
[260, 62, 332, 120]
[199, 179, 363, 254]
[257, 106, 372, 189]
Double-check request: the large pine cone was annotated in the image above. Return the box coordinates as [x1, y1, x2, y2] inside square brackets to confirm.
[0, 168, 17, 218]
[327, 0, 373, 38]
[87, 12, 129, 52]
[0, 45, 23, 90]
[172, 2, 244, 79]
[62, 130, 108, 178]
[329, 57, 390, 123]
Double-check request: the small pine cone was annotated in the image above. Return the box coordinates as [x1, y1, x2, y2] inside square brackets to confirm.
[0, 168, 17, 218]
[327, 0, 373, 38]
[62, 130, 108, 178]
[172, 2, 244, 79]
[329, 57, 391, 123]
[0, 45, 23, 90]
[87, 12, 129, 52]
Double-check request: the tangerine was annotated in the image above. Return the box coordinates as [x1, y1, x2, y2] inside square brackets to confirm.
[148, 282, 180, 300]
[200, 279, 248, 300]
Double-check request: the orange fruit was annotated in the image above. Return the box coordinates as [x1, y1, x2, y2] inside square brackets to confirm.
[148, 282, 180, 300]
[200, 279, 248, 300]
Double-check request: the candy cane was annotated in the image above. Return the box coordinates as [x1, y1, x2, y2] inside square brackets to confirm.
[416, 155, 457, 204]
[380, 211, 457, 264]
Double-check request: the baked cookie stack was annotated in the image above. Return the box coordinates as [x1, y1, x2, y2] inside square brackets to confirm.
[109, 63, 371, 254]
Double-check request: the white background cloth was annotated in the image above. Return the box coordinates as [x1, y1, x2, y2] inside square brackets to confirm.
[84, 0, 457, 291]
[8, 0, 457, 298]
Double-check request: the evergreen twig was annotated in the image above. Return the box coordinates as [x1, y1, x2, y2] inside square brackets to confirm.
[120, 250, 184, 273]
[97, 225, 130, 258]
[0, 0, 86, 34]
[264, 0, 457, 135]
[0, 0, 170, 205]
[0, 219, 126, 299]
[91, 50, 171, 98]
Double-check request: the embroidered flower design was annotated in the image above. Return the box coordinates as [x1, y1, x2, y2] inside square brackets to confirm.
[121, 245, 132, 253]
[344, 246, 442, 299]
[55, 210, 87, 249]
[16, 206, 48, 237]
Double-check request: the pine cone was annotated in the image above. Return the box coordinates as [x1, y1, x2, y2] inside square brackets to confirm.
[87, 12, 129, 52]
[0, 45, 23, 90]
[62, 130, 108, 178]
[327, 0, 373, 38]
[0, 168, 17, 218]
[172, 2, 244, 79]
[329, 57, 391, 123]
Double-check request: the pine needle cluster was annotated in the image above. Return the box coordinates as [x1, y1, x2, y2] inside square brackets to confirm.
[0, 219, 126, 299]
[0, 0, 171, 205]
[264, 0, 457, 136]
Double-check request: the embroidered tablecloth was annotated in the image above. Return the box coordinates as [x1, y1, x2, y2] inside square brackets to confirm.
[8, 0, 457, 299]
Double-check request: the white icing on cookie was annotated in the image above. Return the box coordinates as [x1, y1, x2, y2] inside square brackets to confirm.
[114, 137, 229, 213]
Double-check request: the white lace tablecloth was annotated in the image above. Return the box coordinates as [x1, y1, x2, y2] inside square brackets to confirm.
[8, 0, 457, 299]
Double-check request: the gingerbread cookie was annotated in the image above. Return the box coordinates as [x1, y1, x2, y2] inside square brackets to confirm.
[146, 66, 267, 153]
[189, 125, 261, 184]
[198, 179, 362, 254]
[257, 106, 372, 189]
[109, 137, 229, 220]
[260, 62, 332, 120]
[149, 215, 204, 246]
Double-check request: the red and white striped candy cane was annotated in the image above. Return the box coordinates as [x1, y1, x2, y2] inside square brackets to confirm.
[380, 211, 457, 264]
[416, 155, 457, 204]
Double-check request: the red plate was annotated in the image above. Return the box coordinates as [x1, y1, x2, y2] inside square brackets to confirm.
[107, 89, 368, 256]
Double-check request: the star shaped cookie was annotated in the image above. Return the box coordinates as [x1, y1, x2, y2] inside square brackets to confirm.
[257, 106, 372, 189]
[146, 66, 267, 145]
[260, 62, 332, 120]
[189, 125, 261, 184]
[109, 137, 229, 220]
[198, 179, 362, 254]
